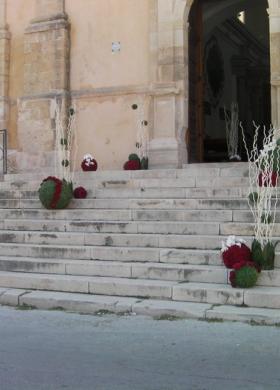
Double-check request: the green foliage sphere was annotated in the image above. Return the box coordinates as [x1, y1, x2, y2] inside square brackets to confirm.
[252, 239, 276, 270]
[140, 157, 149, 170]
[128, 153, 140, 162]
[39, 178, 73, 209]
[235, 266, 258, 288]
[248, 192, 258, 203]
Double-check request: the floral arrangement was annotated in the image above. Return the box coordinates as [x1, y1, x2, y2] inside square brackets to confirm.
[52, 101, 76, 183]
[81, 154, 98, 171]
[74, 186, 87, 199]
[39, 176, 73, 209]
[221, 236, 260, 288]
[241, 124, 280, 270]
[229, 261, 259, 288]
[221, 236, 252, 269]
[131, 98, 150, 169]
[123, 153, 141, 170]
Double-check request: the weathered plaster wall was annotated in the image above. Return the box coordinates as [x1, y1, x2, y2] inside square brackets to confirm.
[66, 0, 151, 169]
[67, 0, 150, 89]
[7, 0, 36, 150]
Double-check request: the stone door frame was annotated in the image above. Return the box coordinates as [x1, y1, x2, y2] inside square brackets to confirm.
[149, 0, 280, 168]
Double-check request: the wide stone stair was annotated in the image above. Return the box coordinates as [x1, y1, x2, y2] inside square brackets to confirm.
[0, 163, 280, 324]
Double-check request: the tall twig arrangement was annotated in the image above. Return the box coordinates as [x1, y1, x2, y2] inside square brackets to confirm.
[241, 123, 280, 269]
[134, 96, 151, 160]
[53, 100, 76, 183]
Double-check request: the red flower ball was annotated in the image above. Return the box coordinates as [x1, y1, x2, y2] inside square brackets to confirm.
[81, 159, 98, 171]
[123, 160, 141, 170]
[258, 171, 278, 187]
[222, 243, 252, 269]
[74, 186, 87, 199]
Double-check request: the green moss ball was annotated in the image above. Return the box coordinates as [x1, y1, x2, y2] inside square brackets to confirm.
[235, 266, 258, 288]
[39, 178, 73, 209]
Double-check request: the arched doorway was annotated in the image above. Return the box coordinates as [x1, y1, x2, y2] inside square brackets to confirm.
[188, 0, 271, 162]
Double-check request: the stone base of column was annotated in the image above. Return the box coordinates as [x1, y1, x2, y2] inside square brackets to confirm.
[148, 137, 180, 169]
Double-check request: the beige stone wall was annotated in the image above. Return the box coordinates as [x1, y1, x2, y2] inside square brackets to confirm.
[66, 0, 152, 169]
[7, 0, 35, 150]
[4, 0, 280, 172]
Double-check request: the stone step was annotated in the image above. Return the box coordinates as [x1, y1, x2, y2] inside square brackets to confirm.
[0, 187, 252, 199]
[1, 220, 221, 235]
[0, 243, 225, 265]
[0, 231, 243, 250]
[2, 255, 280, 286]
[0, 272, 175, 299]
[4, 218, 280, 239]
[3, 165, 248, 183]
[2, 288, 280, 325]
[6, 198, 251, 210]
[0, 208, 234, 222]
[2, 271, 280, 308]
[0, 257, 227, 283]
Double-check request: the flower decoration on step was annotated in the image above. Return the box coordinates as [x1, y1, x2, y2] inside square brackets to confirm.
[229, 261, 260, 288]
[221, 236, 260, 289]
[258, 171, 278, 187]
[221, 236, 252, 269]
[123, 153, 141, 170]
[73, 186, 87, 199]
[81, 154, 98, 171]
[123, 153, 149, 170]
[39, 176, 73, 209]
[241, 124, 280, 271]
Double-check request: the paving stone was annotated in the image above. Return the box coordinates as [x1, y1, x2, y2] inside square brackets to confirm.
[133, 300, 211, 319]
[159, 249, 222, 265]
[0, 272, 89, 293]
[0, 257, 67, 274]
[90, 246, 160, 262]
[66, 261, 131, 278]
[84, 233, 159, 248]
[244, 287, 280, 309]
[131, 263, 227, 283]
[88, 277, 174, 299]
[172, 283, 244, 305]
[19, 291, 138, 314]
[0, 289, 29, 306]
[206, 305, 280, 325]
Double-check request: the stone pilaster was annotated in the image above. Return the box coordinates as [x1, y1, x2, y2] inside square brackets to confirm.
[0, 0, 10, 130]
[148, 0, 188, 168]
[17, 0, 69, 171]
[268, 0, 280, 128]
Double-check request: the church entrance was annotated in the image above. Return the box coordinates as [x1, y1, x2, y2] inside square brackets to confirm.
[188, 0, 271, 163]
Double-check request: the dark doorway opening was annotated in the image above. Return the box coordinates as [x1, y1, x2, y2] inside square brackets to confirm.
[188, 0, 271, 163]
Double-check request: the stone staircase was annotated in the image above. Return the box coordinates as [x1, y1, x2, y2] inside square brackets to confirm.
[0, 163, 280, 324]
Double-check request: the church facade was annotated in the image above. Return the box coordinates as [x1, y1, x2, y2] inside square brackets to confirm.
[0, 0, 280, 172]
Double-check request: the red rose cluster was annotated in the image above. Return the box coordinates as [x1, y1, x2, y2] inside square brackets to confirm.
[222, 243, 251, 269]
[258, 171, 278, 187]
[81, 154, 98, 172]
[221, 236, 260, 288]
[73, 186, 87, 199]
[123, 160, 140, 170]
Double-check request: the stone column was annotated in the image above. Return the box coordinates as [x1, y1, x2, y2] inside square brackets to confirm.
[268, 0, 280, 128]
[0, 0, 10, 130]
[17, 0, 70, 171]
[149, 0, 188, 168]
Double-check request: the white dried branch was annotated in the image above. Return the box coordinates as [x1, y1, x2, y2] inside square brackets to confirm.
[53, 99, 76, 183]
[241, 123, 279, 247]
[135, 96, 151, 159]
